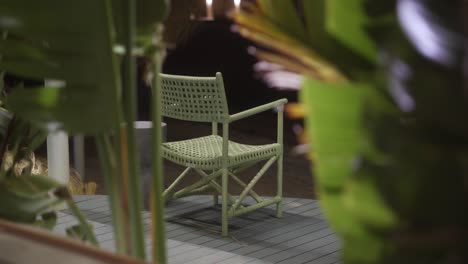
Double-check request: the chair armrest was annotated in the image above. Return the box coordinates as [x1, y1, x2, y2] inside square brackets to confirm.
[228, 98, 288, 123]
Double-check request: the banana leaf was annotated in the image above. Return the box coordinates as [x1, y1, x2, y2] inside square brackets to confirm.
[7, 86, 115, 133]
[301, 78, 394, 263]
[0, 0, 119, 134]
[301, 78, 369, 189]
[326, 0, 377, 62]
[302, 0, 376, 78]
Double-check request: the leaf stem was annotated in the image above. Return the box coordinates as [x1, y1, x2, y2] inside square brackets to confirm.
[66, 197, 99, 246]
[151, 24, 167, 264]
[122, 0, 145, 259]
[95, 135, 127, 253]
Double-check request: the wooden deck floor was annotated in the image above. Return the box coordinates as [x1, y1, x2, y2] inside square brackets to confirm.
[55, 195, 342, 264]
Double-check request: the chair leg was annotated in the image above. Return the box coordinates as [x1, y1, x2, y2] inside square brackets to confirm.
[221, 168, 228, 236]
[276, 154, 283, 218]
[163, 167, 191, 202]
[213, 171, 219, 206]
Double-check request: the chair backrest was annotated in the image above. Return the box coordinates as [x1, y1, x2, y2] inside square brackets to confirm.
[159, 72, 229, 122]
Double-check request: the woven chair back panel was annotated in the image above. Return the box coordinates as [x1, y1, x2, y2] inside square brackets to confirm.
[160, 74, 229, 122]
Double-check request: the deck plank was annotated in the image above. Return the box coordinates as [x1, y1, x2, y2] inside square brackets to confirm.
[259, 234, 338, 263]
[276, 240, 341, 264]
[305, 251, 341, 264]
[55, 195, 341, 264]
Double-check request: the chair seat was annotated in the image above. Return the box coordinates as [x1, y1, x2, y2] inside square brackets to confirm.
[163, 135, 280, 169]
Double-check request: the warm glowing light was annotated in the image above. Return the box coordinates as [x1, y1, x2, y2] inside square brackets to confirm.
[234, 0, 241, 7]
[206, 0, 213, 19]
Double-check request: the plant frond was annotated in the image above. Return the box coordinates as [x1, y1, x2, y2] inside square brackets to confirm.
[234, 10, 348, 83]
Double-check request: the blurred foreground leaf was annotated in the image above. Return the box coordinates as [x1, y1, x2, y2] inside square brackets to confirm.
[0, 0, 119, 134]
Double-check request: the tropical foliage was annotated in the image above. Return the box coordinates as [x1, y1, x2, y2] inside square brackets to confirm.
[0, 83, 98, 244]
[234, 0, 468, 263]
[0, 0, 170, 263]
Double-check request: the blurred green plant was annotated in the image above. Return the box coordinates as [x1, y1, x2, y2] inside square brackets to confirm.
[233, 0, 468, 263]
[0, 107, 98, 245]
[0, 0, 170, 263]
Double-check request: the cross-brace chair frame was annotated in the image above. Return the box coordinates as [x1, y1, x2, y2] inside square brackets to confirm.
[160, 73, 287, 236]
